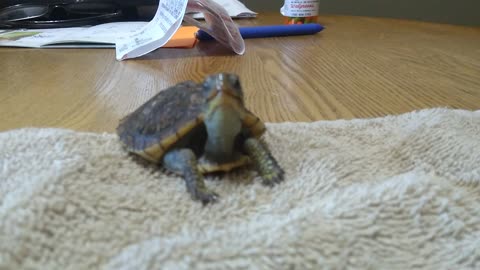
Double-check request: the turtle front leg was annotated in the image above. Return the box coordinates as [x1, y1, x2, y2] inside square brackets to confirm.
[243, 138, 285, 186]
[162, 148, 219, 204]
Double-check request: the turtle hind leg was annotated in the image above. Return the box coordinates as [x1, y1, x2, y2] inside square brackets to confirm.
[243, 138, 285, 186]
[162, 148, 219, 204]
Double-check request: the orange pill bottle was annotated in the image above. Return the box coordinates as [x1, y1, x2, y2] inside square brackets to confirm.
[280, 0, 320, 24]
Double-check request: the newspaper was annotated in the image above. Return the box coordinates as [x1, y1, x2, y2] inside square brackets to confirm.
[0, 22, 146, 48]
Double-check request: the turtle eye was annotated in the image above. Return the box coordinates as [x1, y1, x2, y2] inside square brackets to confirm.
[205, 86, 218, 100]
[210, 89, 217, 98]
[234, 80, 240, 89]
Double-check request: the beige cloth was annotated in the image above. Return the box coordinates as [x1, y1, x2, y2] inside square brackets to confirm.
[1, 108, 479, 269]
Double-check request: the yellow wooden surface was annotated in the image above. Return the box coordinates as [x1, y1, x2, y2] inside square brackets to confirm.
[1, 13, 479, 133]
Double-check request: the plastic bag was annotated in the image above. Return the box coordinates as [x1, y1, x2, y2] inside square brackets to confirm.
[184, 0, 245, 55]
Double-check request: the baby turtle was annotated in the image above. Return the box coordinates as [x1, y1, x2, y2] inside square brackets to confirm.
[116, 73, 284, 204]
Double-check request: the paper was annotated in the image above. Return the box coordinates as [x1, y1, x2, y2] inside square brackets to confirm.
[0, 23, 197, 49]
[115, 0, 246, 60]
[115, 0, 189, 60]
[188, 0, 257, 19]
[0, 22, 143, 48]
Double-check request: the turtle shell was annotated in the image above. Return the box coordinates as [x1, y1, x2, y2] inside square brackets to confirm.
[116, 80, 206, 162]
[117, 78, 268, 165]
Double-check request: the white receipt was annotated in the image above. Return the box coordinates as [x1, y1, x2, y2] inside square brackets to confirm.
[189, 0, 257, 18]
[115, 0, 188, 60]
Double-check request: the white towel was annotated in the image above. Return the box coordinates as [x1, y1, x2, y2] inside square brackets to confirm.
[1, 108, 479, 269]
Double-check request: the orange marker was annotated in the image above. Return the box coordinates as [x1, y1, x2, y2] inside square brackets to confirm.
[163, 26, 199, 48]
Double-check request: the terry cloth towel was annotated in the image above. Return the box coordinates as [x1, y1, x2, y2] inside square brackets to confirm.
[0, 108, 479, 270]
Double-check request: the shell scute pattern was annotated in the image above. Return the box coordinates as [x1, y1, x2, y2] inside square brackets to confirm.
[117, 81, 206, 152]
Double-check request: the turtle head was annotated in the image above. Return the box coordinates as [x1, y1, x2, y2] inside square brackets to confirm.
[202, 73, 244, 103]
[201, 73, 246, 162]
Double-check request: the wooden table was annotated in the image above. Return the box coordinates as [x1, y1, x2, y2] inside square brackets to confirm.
[1, 13, 479, 133]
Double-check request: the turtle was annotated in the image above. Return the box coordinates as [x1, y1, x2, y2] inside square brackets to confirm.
[116, 73, 284, 204]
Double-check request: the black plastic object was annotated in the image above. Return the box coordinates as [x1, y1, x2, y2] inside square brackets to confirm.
[0, 0, 158, 28]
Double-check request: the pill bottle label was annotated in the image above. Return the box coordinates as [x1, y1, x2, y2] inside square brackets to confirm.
[280, 0, 319, 24]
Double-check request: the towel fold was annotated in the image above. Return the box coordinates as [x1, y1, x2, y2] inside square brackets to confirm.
[1, 108, 479, 269]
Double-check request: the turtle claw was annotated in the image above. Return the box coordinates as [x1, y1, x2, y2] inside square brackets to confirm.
[162, 148, 220, 204]
[191, 187, 219, 204]
[260, 168, 285, 187]
[243, 138, 285, 187]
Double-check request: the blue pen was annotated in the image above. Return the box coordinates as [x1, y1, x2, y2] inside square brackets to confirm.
[195, 23, 324, 40]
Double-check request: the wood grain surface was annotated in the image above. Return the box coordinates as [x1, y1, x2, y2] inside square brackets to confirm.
[1, 13, 479, 133]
